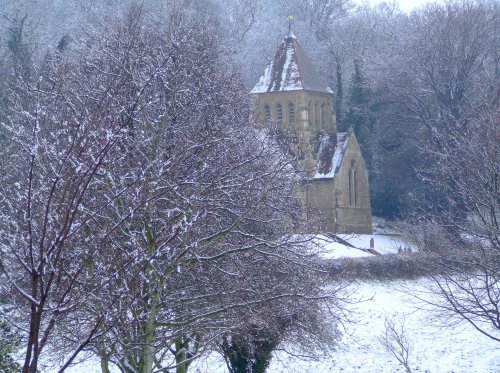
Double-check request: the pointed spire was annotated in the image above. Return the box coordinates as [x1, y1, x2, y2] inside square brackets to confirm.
[250, 17, 333, 94]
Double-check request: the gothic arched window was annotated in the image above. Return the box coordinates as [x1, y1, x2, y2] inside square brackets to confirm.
[349, 160, 357, 206]
[264, 104, 271, 122]
[288, 102, 295, 126]
[321, 102, 327, 130]
[308, 102, 313, 129]
[276, 102, 283, 126]
[315, 102, 320, 129]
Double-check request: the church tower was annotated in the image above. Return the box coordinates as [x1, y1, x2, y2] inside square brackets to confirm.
[250, 24, 372, 234]
[250, 27, 335, 174]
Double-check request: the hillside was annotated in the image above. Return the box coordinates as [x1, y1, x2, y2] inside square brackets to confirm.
[192, 279, 500, 373]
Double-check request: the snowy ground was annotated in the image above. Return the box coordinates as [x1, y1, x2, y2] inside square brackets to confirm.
[318, 232, 415, 259]
[340, 233, 415, 254]
[317, 235, 374, 259]
[59, 278, 500, 373]
[56, 221, 499, 373]
[315, 216, 417, 260]
[192, 279, 500, 373]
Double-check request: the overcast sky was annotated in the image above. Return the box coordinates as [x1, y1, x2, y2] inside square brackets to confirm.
[362, 0, 443, 13]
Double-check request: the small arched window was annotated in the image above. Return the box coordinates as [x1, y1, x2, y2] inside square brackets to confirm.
[264, 104, 271, 122]
[288, 102, 295, 126]
[308, 102, 313, 129]
[321, 102, 327, 130]
[315, 102, 320, 129]
[276, 103, 283, 126]
[349, 160, 357, 206]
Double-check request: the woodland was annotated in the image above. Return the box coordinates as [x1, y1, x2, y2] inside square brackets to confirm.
[0, 0, 498, 372]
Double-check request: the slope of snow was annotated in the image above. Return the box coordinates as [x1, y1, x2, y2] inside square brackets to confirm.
[339, 233, 416, 255]
[316, 235, 373, 259]
[58, 279, 500, 373]
[54, 222, 496, 373]
[250, 65, 273, 94]
[278, 39, 302, 92]
[315, 232, 415, 258]
[251, 36, 302, 94]
[193, 279, 500, 373]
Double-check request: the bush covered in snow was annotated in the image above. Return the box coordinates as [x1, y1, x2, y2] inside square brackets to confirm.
[327, 249, 482, 280]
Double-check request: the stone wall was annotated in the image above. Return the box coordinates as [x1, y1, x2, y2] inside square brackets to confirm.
[333, 132, 372, 234]
[303, 178, 336, 232]
[303, 132, 372, 234]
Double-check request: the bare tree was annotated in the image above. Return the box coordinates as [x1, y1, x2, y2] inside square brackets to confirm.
[34, 6, 350, 373]
[402, 3, 499, 335]
[0, 7, 159, 369]
[415, 102, 500, 342]
[379, 315, 412, 373]
[378, 0, 499, 153]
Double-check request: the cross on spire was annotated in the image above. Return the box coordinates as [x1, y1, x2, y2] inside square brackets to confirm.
[287, 15, 294, 37]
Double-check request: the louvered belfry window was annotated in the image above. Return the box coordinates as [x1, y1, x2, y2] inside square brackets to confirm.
[264, 104, 271, 122]
[321, 103, 327, 129]
[288, 102, 295, 125]
[315, 102, 320, 129]
[276, 103, 283, 125]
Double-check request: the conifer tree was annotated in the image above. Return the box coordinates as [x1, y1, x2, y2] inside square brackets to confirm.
[0, 320, 21, 373]
[6, 13, 32, 74]
[345, 61, 374, 170]
[335, 62, 345, 131]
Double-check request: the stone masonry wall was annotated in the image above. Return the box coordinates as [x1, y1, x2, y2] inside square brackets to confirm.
[333, 132, 372, 234]
[251, 92, 372, 234]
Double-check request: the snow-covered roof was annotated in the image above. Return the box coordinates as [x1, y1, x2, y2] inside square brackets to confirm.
[250, 33, 333, 94]
[314, 132, 349, 179]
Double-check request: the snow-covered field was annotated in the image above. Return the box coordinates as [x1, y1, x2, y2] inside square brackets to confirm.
[317, 216, 417, 259]
[193, 279, 500, 373]
[318, 235, 374, 259]
[60, 278, 500, 373]
[57, 225, 496, 373]
[319, 232, 415, 259]
[340, 233, 415, 254]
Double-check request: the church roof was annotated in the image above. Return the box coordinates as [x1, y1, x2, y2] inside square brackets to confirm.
[314, 132, 349, 179]
[250, 32, 333, 94]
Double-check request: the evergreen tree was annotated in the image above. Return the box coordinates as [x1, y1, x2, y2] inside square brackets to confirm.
[345, 60, 374, 170]
[221, 328, 279, 373]
[0, 320, 21, 373]
[6, 13, 32, 72]
[56, 34, 72, 53]
[335, 62, 345, 131]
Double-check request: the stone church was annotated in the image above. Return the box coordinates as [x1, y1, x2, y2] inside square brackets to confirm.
[250, 28, 372, 234]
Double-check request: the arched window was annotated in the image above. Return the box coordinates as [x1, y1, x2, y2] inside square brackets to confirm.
[349, 160, 357, 206]
[308, 102, 313, 130]
[288, 102, 295, 126]
[315, 102, 320, 129]
[321, 102, 327, 130]
[264, 104, 271, 122]
[276, 102, 283, 126]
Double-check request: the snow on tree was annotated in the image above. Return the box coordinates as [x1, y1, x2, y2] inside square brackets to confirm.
[0, 7, 160, 371]
[416, 103, 500, 342]
[82, 7, 346, 373]
[0, 4, 350, 373]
